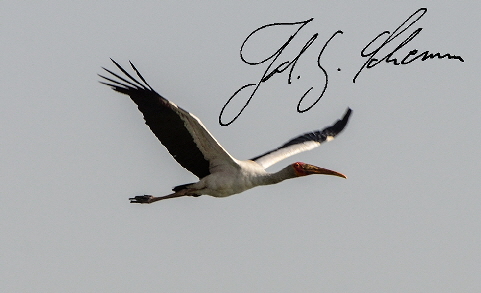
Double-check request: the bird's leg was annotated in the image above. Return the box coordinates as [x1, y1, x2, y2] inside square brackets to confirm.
[129, 193, 184, 204]
[129, 188, 199, 204]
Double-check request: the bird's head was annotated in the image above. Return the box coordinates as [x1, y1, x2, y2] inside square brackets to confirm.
[292, 162, 347, 179]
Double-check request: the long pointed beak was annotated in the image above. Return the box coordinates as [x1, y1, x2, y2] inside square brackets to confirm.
[304, 164, 347, 179]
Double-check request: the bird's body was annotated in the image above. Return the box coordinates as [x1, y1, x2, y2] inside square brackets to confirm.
[99, 60, 352, 203]
[186, 160, 268, 197]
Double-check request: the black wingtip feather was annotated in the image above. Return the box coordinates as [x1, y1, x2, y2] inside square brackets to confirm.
[331, 107, 352, 134]
[129, 60, 154, 91]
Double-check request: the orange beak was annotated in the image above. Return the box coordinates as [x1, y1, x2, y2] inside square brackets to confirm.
[303, 164, 347, 179]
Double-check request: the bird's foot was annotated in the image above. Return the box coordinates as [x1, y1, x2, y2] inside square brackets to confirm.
[129, 195, 155, 204]
[129, 190, 200, 204]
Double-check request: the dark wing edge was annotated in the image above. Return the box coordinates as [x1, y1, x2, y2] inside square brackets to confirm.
[280, 107, 352, 150]
[250, 108, 352, 167]
[99, 59, 211, 178]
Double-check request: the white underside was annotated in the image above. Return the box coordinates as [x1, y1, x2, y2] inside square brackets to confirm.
[189, 160, 271, 197]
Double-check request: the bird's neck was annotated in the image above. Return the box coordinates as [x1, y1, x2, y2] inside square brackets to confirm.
[258, 165, 297, 186]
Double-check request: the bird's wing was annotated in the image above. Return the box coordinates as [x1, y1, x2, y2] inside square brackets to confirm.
[250, 108, 352, 169]
[99, 59, 238, 178]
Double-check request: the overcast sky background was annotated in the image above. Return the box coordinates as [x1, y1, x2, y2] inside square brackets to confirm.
[2, 1, 480, 292]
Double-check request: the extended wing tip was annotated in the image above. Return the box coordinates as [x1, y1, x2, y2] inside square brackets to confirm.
[109, 58, 124, 69]
[338, 107, 353, 126]
[345, 107, 352, 118]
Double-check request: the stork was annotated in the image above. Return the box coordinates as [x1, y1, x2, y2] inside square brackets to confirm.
[99, 59, 352, 203]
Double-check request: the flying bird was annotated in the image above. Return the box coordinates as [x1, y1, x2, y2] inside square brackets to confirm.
[99, 59, 352, 203]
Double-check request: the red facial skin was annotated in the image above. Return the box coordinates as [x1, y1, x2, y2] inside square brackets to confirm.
[293, 162, 307, 176]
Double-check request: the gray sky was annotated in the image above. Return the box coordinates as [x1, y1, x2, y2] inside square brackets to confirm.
[2, 1, 480, 292]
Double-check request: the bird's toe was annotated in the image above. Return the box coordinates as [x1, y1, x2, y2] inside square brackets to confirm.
[129, 195, 154, 204]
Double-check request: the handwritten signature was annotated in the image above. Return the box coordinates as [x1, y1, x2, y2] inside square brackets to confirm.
[218, 8, 464, 126]
[353, 8, 464, 83]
